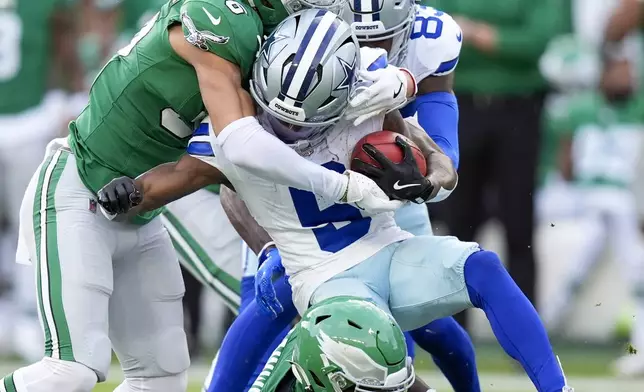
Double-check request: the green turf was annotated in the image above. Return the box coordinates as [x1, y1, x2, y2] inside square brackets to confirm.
[413, 341, 634, 376]
[93, 383, 203, 392]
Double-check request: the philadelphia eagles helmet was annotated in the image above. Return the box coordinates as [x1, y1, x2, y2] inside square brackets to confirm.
[290, 296, 415, 392]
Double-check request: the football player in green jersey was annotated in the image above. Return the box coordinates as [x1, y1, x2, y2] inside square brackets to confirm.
[0, 0, 412, 390]
[0, 0, 83, 364]
[541, 34, 644, 376]
[248, 296, 437, 392]
[606, 0, 644, 43]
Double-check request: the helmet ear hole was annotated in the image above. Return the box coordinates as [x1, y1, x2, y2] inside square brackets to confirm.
[315, 314, 332, 324]
[347, 319, 363, 329]
[310, 371, 325, 387]
[260, 0, 275, 9]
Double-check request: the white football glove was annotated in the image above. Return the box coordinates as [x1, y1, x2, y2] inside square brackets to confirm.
[339, 170, 404, 214]
[345, 66, 415, 126]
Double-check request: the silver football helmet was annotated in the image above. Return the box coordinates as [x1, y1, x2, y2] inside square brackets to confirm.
[281, 0, 349, 16]
[250, 9, 360, 143]
[339, 0, 416, 66]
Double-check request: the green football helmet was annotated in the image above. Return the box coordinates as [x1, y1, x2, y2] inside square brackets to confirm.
[290, 296, 415, 392]
[241, 0, 349, 34]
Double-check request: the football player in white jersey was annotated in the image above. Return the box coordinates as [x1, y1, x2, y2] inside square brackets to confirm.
[98, 9, 573, 392]
[241, 2, 479, 392]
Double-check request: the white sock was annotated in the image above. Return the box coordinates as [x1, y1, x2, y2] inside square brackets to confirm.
[2, 358, 97, 392]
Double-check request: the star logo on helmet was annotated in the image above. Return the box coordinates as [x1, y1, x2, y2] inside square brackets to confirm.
[335, 57, 356, 92]
[262, 32, 289, 62]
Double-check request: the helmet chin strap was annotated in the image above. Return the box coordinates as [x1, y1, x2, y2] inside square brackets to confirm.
[290, 132, 327, 157]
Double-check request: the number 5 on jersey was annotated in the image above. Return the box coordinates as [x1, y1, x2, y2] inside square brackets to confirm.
[290, 162, 372, 253]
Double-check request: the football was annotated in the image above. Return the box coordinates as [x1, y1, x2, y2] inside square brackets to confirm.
[351, 130, 427, 177]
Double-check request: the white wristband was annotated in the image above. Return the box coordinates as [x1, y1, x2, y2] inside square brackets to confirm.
[258, 241, 277, 260]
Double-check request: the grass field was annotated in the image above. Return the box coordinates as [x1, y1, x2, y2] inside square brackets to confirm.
[82, 342, 644, 391]
[3, 342, 643, 391]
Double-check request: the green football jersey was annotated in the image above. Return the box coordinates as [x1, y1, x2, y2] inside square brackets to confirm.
[0, 0, 65, 114]
[120, 0, 167, 35]
[546, 91, 644, 187]
[68, 0, 262, 223]
[250, 328, 302, 392]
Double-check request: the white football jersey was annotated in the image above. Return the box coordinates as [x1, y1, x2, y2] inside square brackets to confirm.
[190, 115, 412, 314]
[402, 5, 462, 81]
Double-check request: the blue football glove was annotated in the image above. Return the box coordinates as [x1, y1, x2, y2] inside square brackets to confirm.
[255, 243, 286, 319]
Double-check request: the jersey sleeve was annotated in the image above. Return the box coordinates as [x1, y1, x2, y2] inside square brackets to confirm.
[187, 117, 227, 172]
[405, 6, 462, 81]
[179, 0, 263, 78]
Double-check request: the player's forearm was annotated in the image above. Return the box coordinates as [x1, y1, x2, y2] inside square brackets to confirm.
[404, 117, 457, 202]
[605, 0, 644, 42]
[219, 186, 272, 254]
[218, 117, 348, 201]
[135, 157, 224, 212]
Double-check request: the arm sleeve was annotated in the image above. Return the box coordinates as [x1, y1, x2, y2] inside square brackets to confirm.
[180, 0, 262, 76]
[400, 92, 460, 169]
[191, 117, 349, 202]
[495, 0, 568, 61]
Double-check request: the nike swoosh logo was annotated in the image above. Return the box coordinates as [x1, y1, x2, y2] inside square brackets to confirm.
[393, 83, 403, 99]
[393, 180, 421, 190]
[203, 7, 221, 25]
[456, 31, 463, 42]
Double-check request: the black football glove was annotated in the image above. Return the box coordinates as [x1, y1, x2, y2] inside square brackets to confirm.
[352, 136, 434, 203]
[97, 176, 143, 215]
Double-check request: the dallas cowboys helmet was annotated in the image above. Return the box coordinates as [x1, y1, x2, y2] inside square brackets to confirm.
[250, 9, 360, 142]
[242, 0, 348, 34]
[339, 0, 416, 66]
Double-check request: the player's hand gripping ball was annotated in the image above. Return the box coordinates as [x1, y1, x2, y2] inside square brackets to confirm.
[351, 131, 433, 203]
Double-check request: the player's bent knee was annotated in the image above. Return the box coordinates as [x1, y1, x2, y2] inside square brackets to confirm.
[464, 250, 505, 278]
[123, 326, 190, 379]
[464, 250, 512, 307]
[155, 327, 190, 375]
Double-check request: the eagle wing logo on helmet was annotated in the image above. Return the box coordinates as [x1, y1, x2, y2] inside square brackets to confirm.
[181, 11, 230, 51]
[317, 331, 388, 383]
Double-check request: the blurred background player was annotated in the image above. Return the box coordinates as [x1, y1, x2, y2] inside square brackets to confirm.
[0, 0, 84, 363]
[540, 30, 644, 378]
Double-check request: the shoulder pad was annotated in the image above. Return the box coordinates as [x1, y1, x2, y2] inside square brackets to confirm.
[405, 6, 462, 81]
[180, 0, 263, 77]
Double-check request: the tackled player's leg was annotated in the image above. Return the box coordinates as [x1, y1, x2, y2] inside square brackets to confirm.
[388, 236, 572, 392]
[394, 204, 480, 392]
